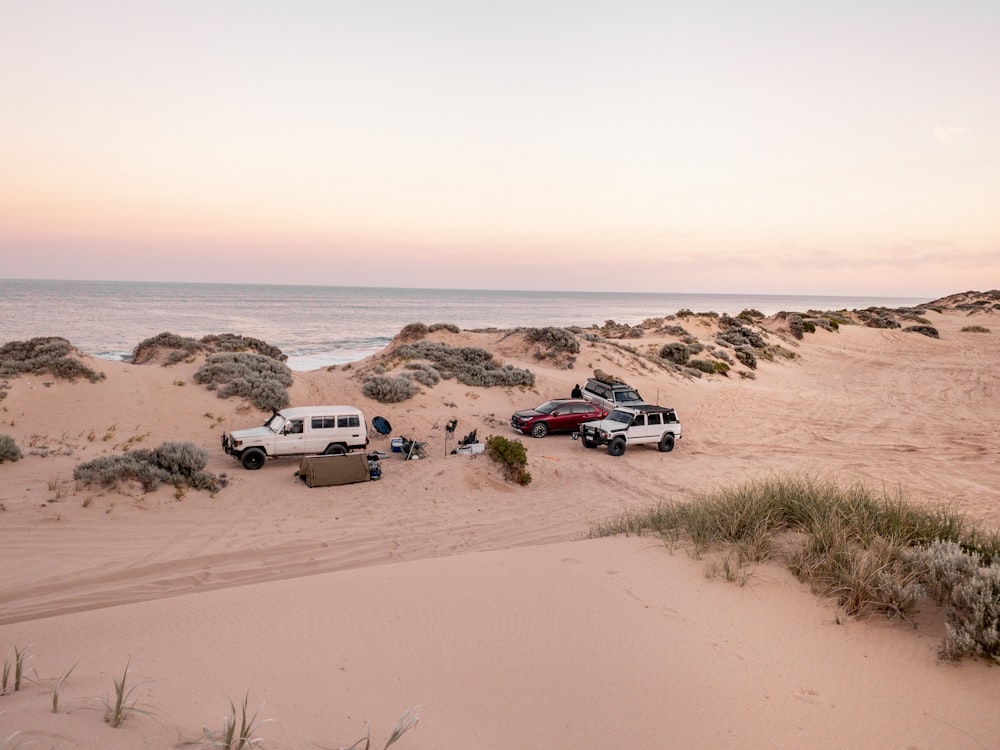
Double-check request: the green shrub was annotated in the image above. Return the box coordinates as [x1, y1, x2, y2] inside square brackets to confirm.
[74, 441, 227, 493]
[0, 434, 21, 463]
[688, 359, 716, 374]
[363, 375, 420, 403]
[485, 434, 531, 485]
[194, 352, 293, 412]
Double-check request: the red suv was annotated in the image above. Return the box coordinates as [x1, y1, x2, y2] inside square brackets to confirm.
[510, 399, 606, 438]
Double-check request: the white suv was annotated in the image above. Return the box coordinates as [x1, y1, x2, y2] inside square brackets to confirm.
[581, 377, 645, 413]
[577, 404, 681, 456]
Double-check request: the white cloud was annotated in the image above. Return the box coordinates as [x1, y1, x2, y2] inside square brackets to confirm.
[933, 125, 971, 146]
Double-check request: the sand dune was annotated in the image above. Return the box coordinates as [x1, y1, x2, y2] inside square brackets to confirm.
[1, 305, 998, 748]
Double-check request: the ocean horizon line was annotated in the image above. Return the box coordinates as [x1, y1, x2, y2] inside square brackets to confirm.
[0, 276, 937, 302]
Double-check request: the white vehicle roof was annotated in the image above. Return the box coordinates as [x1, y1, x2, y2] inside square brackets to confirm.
[277, 405, 364, 419]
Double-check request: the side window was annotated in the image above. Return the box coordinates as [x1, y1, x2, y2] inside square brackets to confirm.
[288, 419, 304, 434]
[338, 415, 360, 429]
[647, 413, 662, 426]
[312, 417, 336, 429]
[631, 414, 645, 427]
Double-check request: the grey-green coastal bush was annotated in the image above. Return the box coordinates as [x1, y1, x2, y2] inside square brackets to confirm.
[131, 332, 287, 365]
[525, 327, 580, 356]
[393, 341, 535, 388]
[0, 336, 105, 383]
[74, 441, 227, 493]
[0, 435, 21, 463]
[193, 352, 293, 412]
[363, 375, 420, 403]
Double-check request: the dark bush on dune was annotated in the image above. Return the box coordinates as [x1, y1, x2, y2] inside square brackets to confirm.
[0, 434, 22, 463]
[0, 336, 105, 384]
[363, 375, 421, 403]
[132, 332, 287, 365]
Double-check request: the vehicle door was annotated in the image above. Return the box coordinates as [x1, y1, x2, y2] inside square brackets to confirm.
[274, 418, 306, 455]
[549, 404, 580, 432]
[337, 413, 364, 447]
[630, 412, 656, 442]
[646, 412, 665, 441]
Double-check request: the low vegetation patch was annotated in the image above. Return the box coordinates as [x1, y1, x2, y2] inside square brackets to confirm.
[0, 337, 105, 400]
[390, 341, 534, 388]
[194, 352, 293, 412]
[525, 326, 580, 360]
[363, 375, 421, 403]
[591, 474, 1000, 662]
[131, 332, 287, 366]
[0, 435, 21, 463]
[485, 434, 531, 485]
[73, 441, 228, 494]
[903, 325, 939, 338]
[961, 325, 990, 333]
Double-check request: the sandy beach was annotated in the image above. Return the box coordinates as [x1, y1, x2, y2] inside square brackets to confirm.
[1, 301, 998, 749]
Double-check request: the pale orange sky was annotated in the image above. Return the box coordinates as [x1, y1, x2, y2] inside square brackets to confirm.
[1, 1, 998, 295]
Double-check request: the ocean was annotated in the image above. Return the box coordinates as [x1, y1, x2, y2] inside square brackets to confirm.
[1, 279, 928, 371]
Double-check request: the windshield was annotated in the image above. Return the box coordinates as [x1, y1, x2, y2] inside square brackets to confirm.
[606, 409, 633, 424]
[534, 401, 561, 414]
[615, 389, 641, 402]
[264, 413, 286, 433]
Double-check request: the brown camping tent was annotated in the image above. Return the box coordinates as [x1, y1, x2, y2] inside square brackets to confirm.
[298, 453, 371, 488]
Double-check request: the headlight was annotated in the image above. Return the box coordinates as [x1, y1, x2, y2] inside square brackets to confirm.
[233, 439, 242, 447]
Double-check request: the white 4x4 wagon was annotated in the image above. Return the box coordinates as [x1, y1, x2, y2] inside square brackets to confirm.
[577, 404, 681, 456]
[222, 405, 369, 469]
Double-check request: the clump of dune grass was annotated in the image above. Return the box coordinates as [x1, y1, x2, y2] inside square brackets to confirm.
[191, 693, 269, 749]
[98, 661, 157, 728]
[52, 661, 78, 713]
[591, 474, 1000, 660]
[341, 706, 419, 750]
[1, 646, 31, 695]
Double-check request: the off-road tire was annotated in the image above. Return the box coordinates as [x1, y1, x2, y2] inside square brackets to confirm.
[530, 422, 549, 438]
[324, 444, 348, 456]
[658, 433, 675, 453]
[240, 448, 266, 470]
[582, 438, 598, 449]
[607, 437, 626, 457]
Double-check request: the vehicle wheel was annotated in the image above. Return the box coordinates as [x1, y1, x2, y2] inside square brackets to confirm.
[658, 433, 675, 453]
[607, 437, 626, 457]
[240, 448, 266, 470]
[324, 444, 347, 456]
[530, 422, 549, 438]
[582, 439, 597, 450]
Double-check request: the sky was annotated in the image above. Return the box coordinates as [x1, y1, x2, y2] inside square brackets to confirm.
[1, 0, 998, 296]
